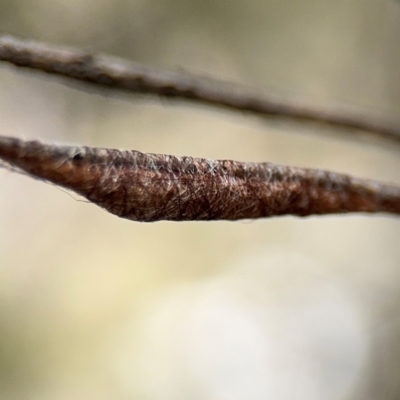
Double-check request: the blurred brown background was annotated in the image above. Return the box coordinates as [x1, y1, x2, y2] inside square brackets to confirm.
[0, 1, 400, 399]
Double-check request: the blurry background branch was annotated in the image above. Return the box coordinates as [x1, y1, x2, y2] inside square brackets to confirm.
[1, 34, 400, 145]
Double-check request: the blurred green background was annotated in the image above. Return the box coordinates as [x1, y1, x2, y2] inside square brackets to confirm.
[0, 1, 400, 399]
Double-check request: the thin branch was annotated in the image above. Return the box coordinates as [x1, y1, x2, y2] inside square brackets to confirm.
[0, 35, 400, 144]
[0, 136, 399, 222]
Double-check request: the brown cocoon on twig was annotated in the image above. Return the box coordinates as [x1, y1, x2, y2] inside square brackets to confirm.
[0, 136, 399, 222]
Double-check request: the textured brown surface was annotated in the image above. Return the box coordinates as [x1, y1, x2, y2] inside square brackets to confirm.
[1, 35, 400, 144]
[0, 136, 399, 222]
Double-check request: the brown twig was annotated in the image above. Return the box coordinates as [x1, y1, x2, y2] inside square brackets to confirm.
[0, 136, 399, 222]
[0, 35, 400, 144]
